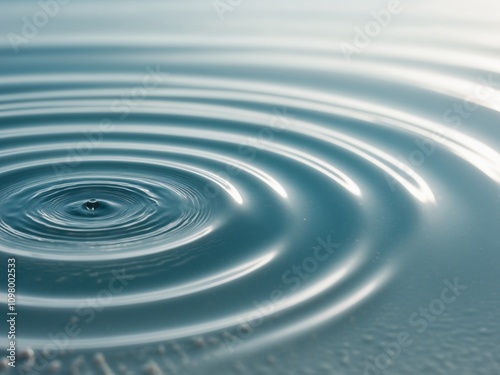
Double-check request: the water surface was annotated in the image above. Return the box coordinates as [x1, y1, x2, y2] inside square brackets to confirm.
[0, 1, 499, 374]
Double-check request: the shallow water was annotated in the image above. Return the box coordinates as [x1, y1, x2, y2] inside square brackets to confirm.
[0, 0, 499, 374]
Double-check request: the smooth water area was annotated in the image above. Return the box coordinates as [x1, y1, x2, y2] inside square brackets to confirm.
[0, 0, 499, 374]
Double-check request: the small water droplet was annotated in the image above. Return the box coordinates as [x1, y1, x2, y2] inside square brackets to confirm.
[86, 199, 99, 210]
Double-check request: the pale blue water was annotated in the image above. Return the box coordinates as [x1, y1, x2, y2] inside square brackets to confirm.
[1, 1, 499, 374]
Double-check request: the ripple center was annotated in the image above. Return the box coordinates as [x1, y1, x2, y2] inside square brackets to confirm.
[85, 198, 100, 211]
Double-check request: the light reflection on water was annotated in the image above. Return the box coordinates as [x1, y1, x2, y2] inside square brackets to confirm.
[0, 0, 499, 374]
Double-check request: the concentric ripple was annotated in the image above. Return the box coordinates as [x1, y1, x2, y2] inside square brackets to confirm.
[1, 0, 500, 374]
[0, 165, 217, 260]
